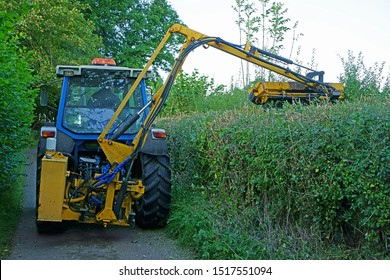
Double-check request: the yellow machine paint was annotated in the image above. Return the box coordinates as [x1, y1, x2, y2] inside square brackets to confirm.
[249, 82, 345, 105]
[37, 152, 68, 222]
[37, 152, 145, 225]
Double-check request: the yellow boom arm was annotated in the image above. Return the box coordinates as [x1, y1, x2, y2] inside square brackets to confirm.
[98, 23, 344, 166]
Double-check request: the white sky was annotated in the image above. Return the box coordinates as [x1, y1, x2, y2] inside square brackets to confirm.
[168, 0, 390, 86]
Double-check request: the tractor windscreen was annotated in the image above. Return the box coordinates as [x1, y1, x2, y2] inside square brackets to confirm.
[62, 69, 145, 136]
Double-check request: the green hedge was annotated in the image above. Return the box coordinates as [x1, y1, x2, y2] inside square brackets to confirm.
[0, 4, 36, 192]
[164, 99, 389, 259]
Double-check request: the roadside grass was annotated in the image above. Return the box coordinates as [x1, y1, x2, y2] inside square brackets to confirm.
[0, 164, 25, 259]
[168, 186, 388, 259]
[169, 190, 353, 259]
[0, 133, 36, 259]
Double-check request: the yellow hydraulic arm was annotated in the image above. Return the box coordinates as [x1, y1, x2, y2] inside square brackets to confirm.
[97, 23, 344, 167]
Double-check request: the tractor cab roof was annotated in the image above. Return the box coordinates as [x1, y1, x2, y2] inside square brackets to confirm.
[56, 58, 153, 78]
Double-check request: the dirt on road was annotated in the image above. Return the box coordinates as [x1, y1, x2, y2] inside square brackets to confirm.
[6, 148, 194, 260]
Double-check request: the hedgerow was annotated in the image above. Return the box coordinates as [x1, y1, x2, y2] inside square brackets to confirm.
[164, 98, 389, 259]
[0, 3, 36, 192]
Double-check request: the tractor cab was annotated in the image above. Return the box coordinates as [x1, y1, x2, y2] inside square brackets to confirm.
[38, 58, 152, 160]
[55, 58, 152, 140]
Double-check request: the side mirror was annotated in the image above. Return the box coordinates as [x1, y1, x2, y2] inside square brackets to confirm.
[146, 86, 153, 103]
[40, 91, 48, 106]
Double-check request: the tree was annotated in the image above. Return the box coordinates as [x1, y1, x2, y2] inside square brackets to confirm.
[11, 0, 103, 82]
[232, 0, 301, 85]
[81, 0, 183, 72]
[232, 0, 261, 86]
[266, 2, 290, 54]
[6, 0, 104, 122]
[156, 69, 225, 116]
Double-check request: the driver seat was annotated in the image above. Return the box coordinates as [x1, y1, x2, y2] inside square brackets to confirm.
[88, 89, 121, 107]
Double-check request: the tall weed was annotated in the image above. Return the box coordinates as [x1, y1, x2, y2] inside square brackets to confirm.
[339, 50, 389, 101]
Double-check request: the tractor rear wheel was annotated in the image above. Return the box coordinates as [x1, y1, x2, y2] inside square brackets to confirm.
[135, 153, 172, 228]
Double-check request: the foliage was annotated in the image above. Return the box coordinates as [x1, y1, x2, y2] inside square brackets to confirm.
[232, 0, 301, 85]
[157, 69, 226, 116]
[5, 0, 103, 124]
[232, 0, 261, 86]
[232, 0, 261, 44]
[0, 1, 37, 192]
[81, 0, 182, 71]
[165, 98, 389, 259]
[339, 50, 390, 101]
[163, 55, 390, 259]
[266, 2, 290, 54]
[10, 0, 103, 82]
[13, 0, 182, 123]
[0, 166, 24, 259]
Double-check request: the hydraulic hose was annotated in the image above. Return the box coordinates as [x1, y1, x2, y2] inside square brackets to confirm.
[62, 151, 78, 171]
[113, 180, 128, 220]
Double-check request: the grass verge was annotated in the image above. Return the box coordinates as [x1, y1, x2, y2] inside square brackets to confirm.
[0, 164, 25, 259]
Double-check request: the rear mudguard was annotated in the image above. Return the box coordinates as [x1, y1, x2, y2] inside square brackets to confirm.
[139, 129, 168, 156]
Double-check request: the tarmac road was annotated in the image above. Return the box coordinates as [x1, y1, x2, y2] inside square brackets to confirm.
[6, 148, 193, 260]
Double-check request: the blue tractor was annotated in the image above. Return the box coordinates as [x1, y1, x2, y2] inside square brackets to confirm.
[37, 58, 171, 232]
